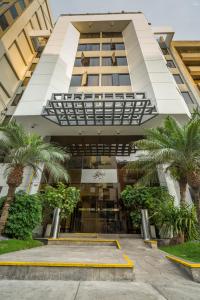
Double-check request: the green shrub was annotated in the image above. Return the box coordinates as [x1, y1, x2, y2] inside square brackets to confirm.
[160, 204, 200, 241]
[0, 191, 42, 240]
[121, 185, 174, 229]
[43, 182, 80, 220]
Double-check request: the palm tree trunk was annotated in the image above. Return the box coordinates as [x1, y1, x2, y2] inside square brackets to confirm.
[179, 179, 187, 206]
[0, 185, 16, 234]
[0, 165, 24, 235]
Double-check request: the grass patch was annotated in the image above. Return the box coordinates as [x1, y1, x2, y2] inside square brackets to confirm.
[160, 241, 200, 263]
[0, 239, 43, 255]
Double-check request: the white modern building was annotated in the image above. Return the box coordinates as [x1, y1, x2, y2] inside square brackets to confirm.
[1, 12, 193, 233]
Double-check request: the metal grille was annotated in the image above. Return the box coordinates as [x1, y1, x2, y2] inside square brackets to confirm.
[42, 93, 158, 126]
[65, 143, 136, 156]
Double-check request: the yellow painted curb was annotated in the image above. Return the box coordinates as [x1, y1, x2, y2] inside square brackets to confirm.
[0, 254, 134, 268]
[144, 240, 157, 244]
[166, 255, 200, 268]
[48, 238, 121, 249]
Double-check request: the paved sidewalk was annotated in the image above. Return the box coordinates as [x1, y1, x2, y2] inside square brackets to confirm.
[0, 238, 200, 299]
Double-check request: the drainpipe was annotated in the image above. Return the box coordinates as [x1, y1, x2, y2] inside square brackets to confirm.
[141, 209, 151, 240]
[50, 208, 60, 238]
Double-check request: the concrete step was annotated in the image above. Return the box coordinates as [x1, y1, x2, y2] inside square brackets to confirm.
[58, 233, 142, 239]
[0, 245, 134, 281]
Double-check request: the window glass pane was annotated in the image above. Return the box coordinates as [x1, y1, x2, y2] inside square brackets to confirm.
[87, 75, 99, 86]
[119, 74, 131, 86]
[116, 57, 127, 66]
[181, 92, 194, 104]
[0, 14, 9, 31]
[70, 75, 82, 87]
[102, 43, 111, 51]
[115, 43, 125, 50]
[102, 74, 112, 86]
[90, 57, 99, 66]
[80, 33, 100, 38]
[18, 0, 26, 10]
[74, 58, 82, 67]
[78, 44, 100, 51]
[112, 74, 119, 86]
[166, 60, 175, 68]
[173, 74, 184, 84]
[9, 5, 18, 19]
[102, 32, 122, 38]
[102, 57, 112, 66]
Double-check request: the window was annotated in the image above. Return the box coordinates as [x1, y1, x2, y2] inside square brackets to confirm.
[118, 74, 131, 85]
[80, 33, 100, 38]
[102, 56, 127, 66]
[161, 48, 169, 55]
[101, 74, 131, 86]
[166, 60, 175, 68]
[87, 74, 99, 86]
[173, 74, 184, 84]
[90, 57, 99, 66]
[78, 44, 100, 51]
[115, 43, 125, 50]
[74, 57, 99, 67]
[0, 14, 9, 31]
[102, 32, 122, 38]
[29, 63, 37, 72]
[18, 0, 26, 10]
[102, 43, 125, 51]
[116, 57, 127, 66]
[181, 92, 194, 104]
[70, 75, 82, 87]
[11, 93, 23, 106]
[9, 5, 18, 19]
[102, 74, 113, 86]
[74, 58, 82, 67]
[102, 57, 112, 66]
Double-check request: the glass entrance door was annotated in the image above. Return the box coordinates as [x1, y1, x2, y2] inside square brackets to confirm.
[73, 183, 123, 233]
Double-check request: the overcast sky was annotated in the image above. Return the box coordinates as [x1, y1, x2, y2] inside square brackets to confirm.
[49, 0, 200, 40]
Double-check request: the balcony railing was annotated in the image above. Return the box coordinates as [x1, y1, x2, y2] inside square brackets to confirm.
[42, 93, 158, 126]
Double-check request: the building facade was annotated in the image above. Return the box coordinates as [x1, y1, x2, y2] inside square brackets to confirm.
[170, 41, 200, 110]
[0, 0, 53, 122]
[0, 12, 196, 233]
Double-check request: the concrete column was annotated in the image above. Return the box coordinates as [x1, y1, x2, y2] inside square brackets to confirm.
[141, 209, 150, 240]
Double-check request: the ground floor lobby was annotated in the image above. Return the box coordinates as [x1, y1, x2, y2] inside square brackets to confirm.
[51, 155, 141, 234]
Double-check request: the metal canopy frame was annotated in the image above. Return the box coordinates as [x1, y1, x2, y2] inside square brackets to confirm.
[42, 93, 158, 126]
[65, 143, 136, 156]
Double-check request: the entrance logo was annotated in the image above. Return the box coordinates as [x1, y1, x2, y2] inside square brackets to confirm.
[93, 170, 106, 180]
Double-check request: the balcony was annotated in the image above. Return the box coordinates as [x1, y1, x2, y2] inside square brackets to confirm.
[42, 93, 158, 126]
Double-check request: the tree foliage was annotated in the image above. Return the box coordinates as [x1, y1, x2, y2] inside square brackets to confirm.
[43, 182, 80, 219]
[0, 192, 42, 240]
[121, 185, 174, 229]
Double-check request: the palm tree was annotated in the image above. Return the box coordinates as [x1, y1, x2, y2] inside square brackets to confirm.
[127, 116, 200, 215]
[0, 121, 69, 234]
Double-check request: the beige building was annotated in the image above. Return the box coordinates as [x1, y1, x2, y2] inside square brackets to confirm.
[0, 0, 53, 121]
[170, 41, 200, 109]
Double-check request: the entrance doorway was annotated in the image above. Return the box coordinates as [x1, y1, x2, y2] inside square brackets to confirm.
[72, 183, 125, 233]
